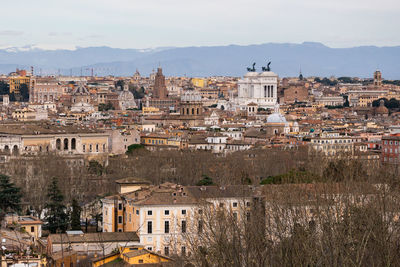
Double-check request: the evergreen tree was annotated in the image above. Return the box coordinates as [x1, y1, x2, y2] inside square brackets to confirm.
[70, 198, 82, 230]
[44, 177, 69, 233]
[0, 174, 22, 214]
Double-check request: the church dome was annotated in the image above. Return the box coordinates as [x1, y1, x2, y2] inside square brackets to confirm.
[73, 83, 90, 95]
[267, 103, 287, 123]
[375, 100, 388, 114]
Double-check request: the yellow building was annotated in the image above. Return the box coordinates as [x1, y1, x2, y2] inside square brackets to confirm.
[142, 106, 160, 115]
[191, 78, 207, 88]
[9, 76, 31, 94]
[92, 246, 172, 267]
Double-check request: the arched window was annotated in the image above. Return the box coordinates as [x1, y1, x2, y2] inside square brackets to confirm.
[4, 145, 9, 154]
[56, 139, 61, 150]
[12, 145, 19, 156]
[71, 138, 76, 150]
[64, 138, 68, 150]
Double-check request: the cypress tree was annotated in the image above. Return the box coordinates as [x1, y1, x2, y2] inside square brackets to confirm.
[70, 198, 82, 231]
[45, 177, 69, 233]
[0, 174, 22, 214]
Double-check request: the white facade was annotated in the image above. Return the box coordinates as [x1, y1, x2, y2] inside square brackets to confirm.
[138, 205, 195, 253]
[236, 71, 278, 110]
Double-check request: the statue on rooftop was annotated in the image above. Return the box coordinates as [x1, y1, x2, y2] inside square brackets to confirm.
[262, 61, 272, 72]
[247, 62, 256, 72]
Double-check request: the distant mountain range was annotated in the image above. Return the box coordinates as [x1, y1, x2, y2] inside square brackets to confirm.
[0, 42, 399, 79]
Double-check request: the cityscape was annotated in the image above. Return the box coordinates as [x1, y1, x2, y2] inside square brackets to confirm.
[1, 0, 400, 267]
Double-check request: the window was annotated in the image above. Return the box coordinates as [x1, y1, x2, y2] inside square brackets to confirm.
[118, 203, 122, 210]
[181, 220, 186, 233]
[139, 259, 144, 263]
[148, 210, 152, 216]
[232, 202, 238, 207]
[118, 216, 122, 224]
[165, 221, 170, 233]
[246, 201, 251, 207]
[164, 210, 169, 215]
[164, 246, 169, 256]
[136, 210, 139, 215]
[233, 212, 238, 220]
[182, 209, 186, 215]
[82, 144, 86, 152]
[31, 226, 34, 232]
[147, 221, 152, 234]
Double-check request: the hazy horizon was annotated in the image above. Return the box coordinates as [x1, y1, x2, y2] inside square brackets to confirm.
[1, 0, 399, 50]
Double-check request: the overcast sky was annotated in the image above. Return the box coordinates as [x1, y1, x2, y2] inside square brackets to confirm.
[0, 0, 399, 50]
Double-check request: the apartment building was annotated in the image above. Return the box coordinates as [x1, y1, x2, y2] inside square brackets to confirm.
[381, 135, 400, 163]
[309, 132, 361, 156]
[102, 181, 255, 256]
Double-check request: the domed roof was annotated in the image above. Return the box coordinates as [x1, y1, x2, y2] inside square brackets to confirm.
[267, 103, 287, 123]
[374, 99, 388, 114]
[73, 83, 89, 95]
[119, 85, 135, 101]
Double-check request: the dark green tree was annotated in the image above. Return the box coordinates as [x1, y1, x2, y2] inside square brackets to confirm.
[115, 80, 124, 89]
[70, 198, 82, 230]
[44, 177, 69, 233]
[126, 144, 145, 154]
[87, 160, 104, 175]
[196, 175, 214, 186]
[0, 174, 22, 215]
[0, 81, 10, 95]
[98, 102, 114, 111]
[19, 84, 29, 102]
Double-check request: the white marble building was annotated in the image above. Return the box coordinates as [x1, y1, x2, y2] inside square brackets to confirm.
[235, 70, 278, 110]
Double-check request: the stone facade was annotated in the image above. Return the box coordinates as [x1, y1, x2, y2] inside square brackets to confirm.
[236, 70, 278, 110]
[283, 85, 309, 103]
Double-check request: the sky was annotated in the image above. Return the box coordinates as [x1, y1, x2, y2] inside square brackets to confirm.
[0, 0, 399, 50]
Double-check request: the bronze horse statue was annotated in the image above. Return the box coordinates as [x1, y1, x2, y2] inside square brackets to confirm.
[262, 61, 271, 72]
[247, 62, 256, 72]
